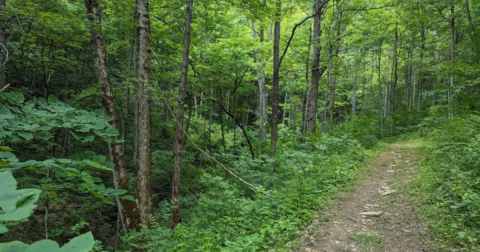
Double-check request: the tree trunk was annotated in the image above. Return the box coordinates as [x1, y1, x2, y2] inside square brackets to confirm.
[172, 0, 193, 229]
[352, 69, 357, 118]
[418, 26, 425, 111]
[301, 27, 312, 135]
[84, 0, 140, 232]
[135, 0, 153, 227]
[392, 22, 398, 133]
[465, 0, 479, 56]
[271, 0, 281, 154]
[252, 22, 267, 142]
[0, 0, 5, 89]
[449, 0, 455, 119]
[307, 0, 326, 135]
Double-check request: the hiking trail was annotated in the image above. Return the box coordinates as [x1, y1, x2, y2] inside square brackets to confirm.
[297, 142, 434, 252]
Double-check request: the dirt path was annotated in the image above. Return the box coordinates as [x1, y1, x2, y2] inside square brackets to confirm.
[296, 142, 434, 252]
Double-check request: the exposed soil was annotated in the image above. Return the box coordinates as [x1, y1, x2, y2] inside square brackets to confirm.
[296, 142, 434, 252]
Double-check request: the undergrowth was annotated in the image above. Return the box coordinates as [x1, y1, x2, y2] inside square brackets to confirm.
[413, 113, 480, 251]
[127, 133, 380, 251]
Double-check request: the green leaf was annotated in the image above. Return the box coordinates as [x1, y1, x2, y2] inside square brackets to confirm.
[0, 224, 8, 234]
[120, 195, 136, 201]
[0, 241, 28, 252]
[0, 147, 13, 152]
[59, 232, 94, 252]
[0, 171, 41, 223]
[16, 132, 33, 141]
[0, 160, 9, 167]
[86, 161, 111, 171]
[25, 240, 60, 252]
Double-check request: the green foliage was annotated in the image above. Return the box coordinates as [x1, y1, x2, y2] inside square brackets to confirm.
[0, 232, 94, 252]
[0, 171, 41, 234]
[0, 170, 94, 252]
[128, 135, 373, 251]
[414, 113, 480, 250]
[0, 92, 130, 204]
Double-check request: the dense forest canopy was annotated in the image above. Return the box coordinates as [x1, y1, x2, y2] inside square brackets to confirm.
[0, 0, 479, 251]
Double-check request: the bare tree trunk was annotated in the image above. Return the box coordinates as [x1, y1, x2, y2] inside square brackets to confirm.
[418, 26, 425, 111]
[271, 0, 281, 154]
[377, 44, 383, 137]
[172, 0, 193, 229]
[301, 27, 312, 135]
[449, 0, 455, 119]
[307, 0, 326, 135]
[252, 22, 267, 142]
[352, 68, 357, 118]
[464, 0, 479, 56]
[0, 0, 5, 89]
[84, 0, 140, 232]
[135, 0, 153, 227]
[392, 22, 398, 132]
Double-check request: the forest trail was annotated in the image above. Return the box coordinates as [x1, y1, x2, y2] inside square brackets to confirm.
[296, 142, 434, 252]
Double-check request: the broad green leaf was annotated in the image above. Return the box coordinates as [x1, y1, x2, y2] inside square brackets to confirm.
[0, 224, 8, 234]
[59, 232, 94, 252]
[86, 161, 111, 171]
[120, 195, 136, 201]
[16, 132, 33, 141]
[0, 241, 28, 252]
[0, 160, 9, 167]
[25, 240, 60, 252]
[0, 147, 13, 152]
[0, 171, 41, 223]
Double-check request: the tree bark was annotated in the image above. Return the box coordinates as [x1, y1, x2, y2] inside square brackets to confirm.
[84, 0, 141, 232]
[301, 27, 312, 135]
[172, 0, 193, 229]
[252, 22, 267, 142]
[307, 0, 326, 135]
[392, 22, 398, 114]
[449, 0, 455, 119]
[271, 0, 281, 154]
[135, 0, 153, 227]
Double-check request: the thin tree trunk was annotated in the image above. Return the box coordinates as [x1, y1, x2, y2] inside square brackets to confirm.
[172, 0, 193, 229]
[307, 0, 326, 135]
[252, 22, 267, 142]
[352, 69, 357, 118]
[135, 0, 153, 227]
[84, 0, 140, 232]
[449, 0, 455, 119]
[271, 0, 281, 154]
[301, 27, 312, 135]
[418, 26, 425, 111]
[464, 0, 479, 56]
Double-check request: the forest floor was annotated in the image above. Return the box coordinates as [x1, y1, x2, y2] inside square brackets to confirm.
[296, 142, 435, 252]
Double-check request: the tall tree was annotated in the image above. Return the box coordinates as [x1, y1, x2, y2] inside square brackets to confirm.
[172, 0, 194, 229]
[84, 0, 141, 232]
[307, 0, 327, 134]
[253, 22, 267, 142]
[135, 0, 153, 226]
[271, 0, 281, 154]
